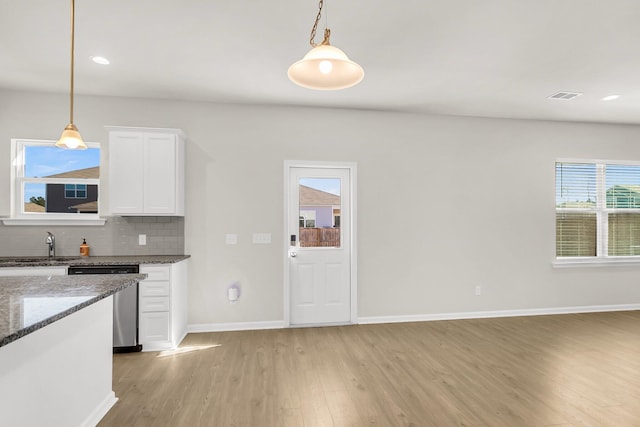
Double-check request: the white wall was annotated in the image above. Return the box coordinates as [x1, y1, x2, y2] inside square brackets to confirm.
[2, 89, 640, 327]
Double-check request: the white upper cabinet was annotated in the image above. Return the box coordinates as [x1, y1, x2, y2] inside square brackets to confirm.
[107, 127, 185, 216]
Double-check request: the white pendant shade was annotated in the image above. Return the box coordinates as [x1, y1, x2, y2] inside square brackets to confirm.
[288, 44, 364, 90]
[56, 123, 87, 150]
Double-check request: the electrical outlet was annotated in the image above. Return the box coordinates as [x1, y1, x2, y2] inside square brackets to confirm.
[138, 234, 147, 245]
[225, 234, 238, 245]
[475, 285, 482, 296]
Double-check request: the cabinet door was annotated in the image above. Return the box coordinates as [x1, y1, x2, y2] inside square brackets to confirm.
[109, 132, 144, 214]
[143, 133, 177, 214]
[140, 312, 170, 343]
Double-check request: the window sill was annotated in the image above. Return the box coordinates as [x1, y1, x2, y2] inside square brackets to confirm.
[553, 257, 640, 268]
[1, 218, 106, 226]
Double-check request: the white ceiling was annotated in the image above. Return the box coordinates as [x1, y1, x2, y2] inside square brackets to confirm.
[2, 0, 640, 125]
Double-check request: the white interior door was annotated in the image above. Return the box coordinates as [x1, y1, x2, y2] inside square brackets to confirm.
[287, 165, 353, 326]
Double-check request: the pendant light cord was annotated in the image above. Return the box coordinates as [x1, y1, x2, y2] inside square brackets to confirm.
[69, 0, 75, 124]
[309, 0, 331, 47]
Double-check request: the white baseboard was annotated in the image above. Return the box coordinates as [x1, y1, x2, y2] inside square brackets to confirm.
[357, 303, 640, 325]
[79, 392, 117, 427]
[185, 304, 640, 334]
[187, 320, 286, 333]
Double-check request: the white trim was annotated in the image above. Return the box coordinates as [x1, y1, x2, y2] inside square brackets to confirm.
[283, 160, 358, 327]
[104, 125, 186, 139]
[358, 304, 640, 325]
[283, 164, 290, 327]
[553, 256, 640, 267]
[2, 218, 106, 226]
[183, 304, 640, 333]
[187, 321, 285, 333]
[79, 392, 117, 427]
[556, 157, 640, 166]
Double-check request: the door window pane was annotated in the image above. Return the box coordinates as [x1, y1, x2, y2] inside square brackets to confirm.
[299, 178, 341, 247]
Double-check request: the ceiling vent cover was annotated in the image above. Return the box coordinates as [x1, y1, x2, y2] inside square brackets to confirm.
[548, 91, 583, 100]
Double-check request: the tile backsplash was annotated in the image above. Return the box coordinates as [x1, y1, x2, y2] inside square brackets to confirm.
[0, 216, 184, 257]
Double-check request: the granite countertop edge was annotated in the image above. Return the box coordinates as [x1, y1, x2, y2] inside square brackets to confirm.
[0, 254, 190, 268]
[0, 274, 147, 348]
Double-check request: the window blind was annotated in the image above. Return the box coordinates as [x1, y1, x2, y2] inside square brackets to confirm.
[555, 163, 596, 257]
[605, 164, 640, 256]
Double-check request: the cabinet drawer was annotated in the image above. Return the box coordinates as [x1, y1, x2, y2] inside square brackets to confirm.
[140, 266, 171, 281]
[140, 296, 170, 312]
[140, 281, 170, 297]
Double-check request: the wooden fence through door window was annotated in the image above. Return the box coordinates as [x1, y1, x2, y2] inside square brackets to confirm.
[300, 227, 341, 247]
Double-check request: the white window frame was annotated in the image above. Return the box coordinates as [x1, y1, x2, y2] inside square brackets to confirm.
[299, 210, 316, 228]
[3, 139, 105, 226]
[554, 158, 640, 267]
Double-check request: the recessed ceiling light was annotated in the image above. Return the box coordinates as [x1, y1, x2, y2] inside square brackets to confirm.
[90, 56, 110, 65]
[602, 95, 620, 101]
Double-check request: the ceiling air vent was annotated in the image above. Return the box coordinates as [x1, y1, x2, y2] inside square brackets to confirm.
[548, 91, 583, 100]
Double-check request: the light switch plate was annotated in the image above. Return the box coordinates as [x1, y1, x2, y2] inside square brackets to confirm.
[252, 233, 271, 244]
[138, 234, 147, 245]
[225, 234, 238, 245]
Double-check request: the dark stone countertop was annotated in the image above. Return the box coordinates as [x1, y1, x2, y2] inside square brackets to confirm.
[0, 274, 146, 348]
[0, 254, 190, 268]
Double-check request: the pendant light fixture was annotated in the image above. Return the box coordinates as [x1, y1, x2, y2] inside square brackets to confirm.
[288, 0, 364, 90]
[56, 0, 87, 150]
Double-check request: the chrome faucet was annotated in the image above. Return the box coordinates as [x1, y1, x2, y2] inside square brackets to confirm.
[45, 232, 55, 258]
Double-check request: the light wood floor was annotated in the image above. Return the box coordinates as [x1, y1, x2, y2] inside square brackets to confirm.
[98, 311, 640, 427]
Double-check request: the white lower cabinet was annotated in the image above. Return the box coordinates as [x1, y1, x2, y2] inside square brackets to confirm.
[139, 260, 188, 351]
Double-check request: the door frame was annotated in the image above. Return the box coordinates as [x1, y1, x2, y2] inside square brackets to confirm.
[283, 160, 358, 327]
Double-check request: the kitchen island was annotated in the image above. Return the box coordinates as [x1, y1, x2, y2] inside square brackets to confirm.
[0, 274, 146, 427]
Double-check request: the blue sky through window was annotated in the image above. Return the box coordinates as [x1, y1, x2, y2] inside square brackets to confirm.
[299, 178, 340, 195]
[25, 146, 100, 178]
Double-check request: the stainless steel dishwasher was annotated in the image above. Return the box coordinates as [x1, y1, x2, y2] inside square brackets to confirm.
[67, 264, 143, 353]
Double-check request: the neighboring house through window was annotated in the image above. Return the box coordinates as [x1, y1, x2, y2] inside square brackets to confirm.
[299, 185, 340, 228]
[556, 160, 640, 258]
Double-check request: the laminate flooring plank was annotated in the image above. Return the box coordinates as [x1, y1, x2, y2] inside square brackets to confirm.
[331, 325, 419, 426]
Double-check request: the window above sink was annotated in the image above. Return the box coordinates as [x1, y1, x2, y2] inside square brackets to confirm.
[3, 139, 105, 226]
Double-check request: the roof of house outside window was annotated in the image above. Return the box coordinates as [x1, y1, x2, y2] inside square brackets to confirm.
[45, 166, 99, 179]
[24, 202, 45, 212]
[300, 185, 340, 206]
[69, 201, 98, 212]
[607, 185, 640, 194]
